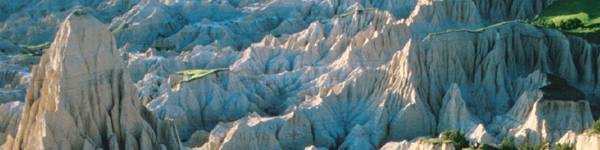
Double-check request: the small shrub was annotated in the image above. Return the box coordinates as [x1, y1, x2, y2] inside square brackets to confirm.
[498, 138, 517, 150]
[468, 144, 498, 150]
[531, 142, 549, 150]
[558, 18, 583, 30]
[589, 118, 600, 134]
[72, 9, 87, 16]
[555, 143, 574, 150]
[440, 130, 469, 150]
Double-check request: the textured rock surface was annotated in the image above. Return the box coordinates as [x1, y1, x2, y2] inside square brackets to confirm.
[192, 22, 600, 150]
[437, 84, 496, 144]
[0, 55, 32, 104]
[512, 100, 594, 145]
[379, 140, 454, 150]
[558, 132, 600, 150]
[123, 0, 600, 149]
[1, 12, 180, 149]
[3, 0, 600, 150]
[0, 101, 22, 145]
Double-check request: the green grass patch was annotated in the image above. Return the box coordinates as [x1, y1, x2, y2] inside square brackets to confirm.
[586, 118, 600, 134]
[497, 137, 518, 150]
[111, 23, 129, 34]
[418, 130, 469, 149]
[530, 0, 600, 43]
[21, 42, 50, 50]
[19, 42, 50, 55]
[176, 68, 229, 84]
[428, 20, 525, 37]
[417, 137, 452, 145]
[555, 143, 574, 150]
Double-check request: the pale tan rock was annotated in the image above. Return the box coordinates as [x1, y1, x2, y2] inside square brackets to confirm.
[379, 140, 454, 150]
[437, 84, 497, 144]
[558, 132, 600, 150]
[2, 12, 180, 150]
[513, 100, 594, 145]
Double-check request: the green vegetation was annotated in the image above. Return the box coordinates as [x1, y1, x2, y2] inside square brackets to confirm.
[530, 0, 600, 43]
[555, 143, 574, 150]
[464, 144, 497, 150]
[586, 118, 600, 134]
[72, 9, 87, 16]
[417, 137, 451, 145]
[418, 130, 469, 149]
[19, 42, 50, 56]
[440, 130, 469, 150]
[428, 20, 526, 36]
[111, 23, 129, 34]
[176, 68, 229, 84]
[496, 137, 553, 150]
[518, 142, 548, 150]
[22, 42, 50, 50]
[337, 8, 377, 18]
[498, 138, 517, 150]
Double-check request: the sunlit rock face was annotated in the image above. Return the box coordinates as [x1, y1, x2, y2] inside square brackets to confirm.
[559, 131, 600, 150]
[1, 12, 180, 150]
[2, 0, 550, 53]
[2, 0, 600, 149]
[380, 140, 455, 150]
[121, 0, 599, 149]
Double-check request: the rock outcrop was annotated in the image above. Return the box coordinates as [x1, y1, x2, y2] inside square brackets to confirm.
[191, 20, 600, 149]
[3, 0, 600, 150]
[491, 73, 595, 146]
[0, 101, 22, 145]
[110, 0, 187, 52]
[379, 140, 454, 150]
[0, 54, 33, 104]
[1, 12, 180, 149]
[558, 131, 600, 150]
[121, 0, 590, 149]
[437, 84, 496, 144]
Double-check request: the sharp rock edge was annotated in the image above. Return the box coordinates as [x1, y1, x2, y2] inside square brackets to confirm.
[0, 12, 181, 150]
[1, 0, 597, 149]
[128, 0, 586, 150]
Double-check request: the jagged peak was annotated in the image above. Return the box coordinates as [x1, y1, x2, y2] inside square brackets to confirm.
[407, 0, 482, 27]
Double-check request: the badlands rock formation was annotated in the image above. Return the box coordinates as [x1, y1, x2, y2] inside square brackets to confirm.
[0, 55, 31, 104]
[1, 12, 180, 150]
[558, 131, 600, 150]
[0, 0, 599, 149]
[0, 101, 22, 145]
[380, 140, 454, 150]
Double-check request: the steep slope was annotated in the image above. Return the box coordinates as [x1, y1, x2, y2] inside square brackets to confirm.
[558, 131, 600, 150]
[0, 101, 22, 145]
[0, 58, 31, 104]
[0, 0, 139, 47]
[2, 0, 597, 149]
[194, 22, 600, 150]
[1, 11, 180, 149]
[121, 0, 573, 149]
[110, 0, 187, 52]
[437, 84, 496, 144]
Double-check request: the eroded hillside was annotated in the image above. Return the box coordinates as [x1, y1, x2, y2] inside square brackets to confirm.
[0, 0, 599, 149]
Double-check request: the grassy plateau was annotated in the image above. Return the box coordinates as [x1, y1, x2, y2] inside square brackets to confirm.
[530, 0, 600, 43]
